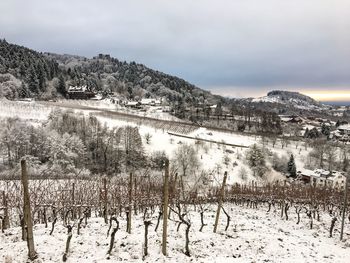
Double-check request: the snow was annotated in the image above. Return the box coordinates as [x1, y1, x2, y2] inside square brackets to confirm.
[40, 100, 180, 121]
[140, 98, 161, 105]
[1, 203, 349, 263]
[252, 96, 280, 104]
[67, 85, 88, 92]
[0, 99, 54, 122]
[94, 113, 264, 185]
[189, 128, 256, 147]
[45, 99, 118, 111]
[0, 100, 349, 262]
[125, 101, 140, 106]
[0, 100, 317, 186]
[338, 124, 350, 131]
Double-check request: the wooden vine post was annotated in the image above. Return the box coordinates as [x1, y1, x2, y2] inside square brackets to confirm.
[143, 220, 151, 259]
[103, 177, 108, 224]
[340, 174, 349, 241]
[2, 190, 10, 229]
[213, 171, 227, 233]
[162, 159, 170, 256]
[72, 182, 75, 219]
[21, 159, 37, 260]
[127, 172, 133, 234]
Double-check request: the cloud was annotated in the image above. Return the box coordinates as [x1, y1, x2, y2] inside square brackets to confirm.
[1, 0, 349, 97]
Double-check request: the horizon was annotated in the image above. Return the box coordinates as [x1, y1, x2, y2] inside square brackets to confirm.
[1, 0, 349, 103]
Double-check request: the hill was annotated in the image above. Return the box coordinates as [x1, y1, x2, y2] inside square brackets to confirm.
[228, 90, 335, 118]
[252, 90, 325, 110]
[45, 52, 219, 104]
[0, 39, 219, 105]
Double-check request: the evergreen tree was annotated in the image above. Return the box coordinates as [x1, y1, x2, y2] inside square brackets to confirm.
[18, 83, 29, 98]
[215, 102, 223, 116]
[57, 75, 66, 96]
[305, 127, 320, 139]
[174, 97, 186, 119]
[36, 63, 46, 92]
[246, 144, 266, 177]
[27, 66, 39, 94]
[127, 85, 133, 99]
[287, 154, 297, 178]
[321, 123, 330, 137]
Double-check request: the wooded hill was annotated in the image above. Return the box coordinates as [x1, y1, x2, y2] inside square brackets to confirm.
[0, 39, 59, 98]
[0, 39, 220, 106]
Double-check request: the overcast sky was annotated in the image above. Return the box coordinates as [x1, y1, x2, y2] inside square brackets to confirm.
[1, 0, 349, 100]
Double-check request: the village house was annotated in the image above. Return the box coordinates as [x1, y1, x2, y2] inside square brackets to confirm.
[124, 101, 141, 109]
[297, 169, 347, 189]
[162, 106, 171, 112]
[67, 85, 95, 100]
[338, 124, 350, 136]
[110, 97, 121, 104]
[330, 124, 350, 142]
[279, 115, 304, 124]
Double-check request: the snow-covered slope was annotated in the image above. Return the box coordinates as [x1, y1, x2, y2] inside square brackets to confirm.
[252, 90, 328, 111]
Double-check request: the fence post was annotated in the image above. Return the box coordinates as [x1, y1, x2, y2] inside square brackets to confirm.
[162, 159, 169, 256]
[340, 174, 349, 241]
[214, 171, 228, 233]
[21, 159, 37, 260]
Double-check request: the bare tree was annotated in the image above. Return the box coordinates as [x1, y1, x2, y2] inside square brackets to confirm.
[173, 143, 199, 198]
[309, 139, 327, 169]
[325, 144, 338, 172]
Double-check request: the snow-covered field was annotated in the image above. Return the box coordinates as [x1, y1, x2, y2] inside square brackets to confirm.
[1, 204, 349, 263]
[0, 99, 53, 122]
[0, 99, 313, 185]
[40, 99, 181, 121]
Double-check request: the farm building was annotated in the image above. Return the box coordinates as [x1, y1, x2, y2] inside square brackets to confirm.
[67, 86, 96, 100]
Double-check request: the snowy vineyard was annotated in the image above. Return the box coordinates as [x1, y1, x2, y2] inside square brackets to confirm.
[1, 165, 349, 263]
